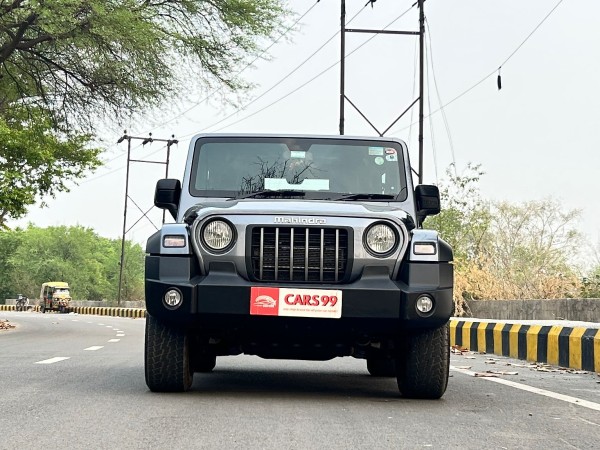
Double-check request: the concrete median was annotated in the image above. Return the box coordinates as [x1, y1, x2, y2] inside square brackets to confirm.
[0, 304, 146, 318]
[450, 319, 600, 373]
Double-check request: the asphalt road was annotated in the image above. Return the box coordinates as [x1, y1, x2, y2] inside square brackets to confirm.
[1, 311, 599, 450]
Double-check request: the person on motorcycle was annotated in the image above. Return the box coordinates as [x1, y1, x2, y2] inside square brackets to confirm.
[16, 294, 29, 311]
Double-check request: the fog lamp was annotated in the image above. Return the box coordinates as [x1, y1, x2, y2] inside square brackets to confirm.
[164, 289, 183, 309]
[416, 295, 434, 314]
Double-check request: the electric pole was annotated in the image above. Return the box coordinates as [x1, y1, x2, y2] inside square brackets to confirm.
[116, 131, 178, 306]
[339, 0, 426, 183]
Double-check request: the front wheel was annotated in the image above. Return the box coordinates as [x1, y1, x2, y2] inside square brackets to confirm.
[145, 314, 193, 392]
[395, 323, 450, 399]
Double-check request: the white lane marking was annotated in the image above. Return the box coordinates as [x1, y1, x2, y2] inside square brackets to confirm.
[98, 323, 105, 326]
[72, 320, 79, 322]
[36, 357, 70, 365]
[450, 366, 600, 412]
[105, 326, 113, 328]
[108, 339, 120, 343]
[84, 346, 104, 351]
[116, 333, 125, 337]
[86, 322, 92, 324]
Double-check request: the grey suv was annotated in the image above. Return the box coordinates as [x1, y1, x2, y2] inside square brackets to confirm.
[145, 134, 453, 398]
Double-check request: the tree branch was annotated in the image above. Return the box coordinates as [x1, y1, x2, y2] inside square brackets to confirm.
[0, 11, 37, 63]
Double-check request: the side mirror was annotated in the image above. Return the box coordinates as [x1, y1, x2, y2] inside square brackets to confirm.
[415, 184, 441, 224]
[154, 179, 181, 220]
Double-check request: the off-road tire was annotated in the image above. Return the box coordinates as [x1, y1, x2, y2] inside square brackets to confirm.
[395, 323, 450, 399]
[145, 314, 193, 392]
[366, 357, 396, 377]
[41, 306, 45, 314]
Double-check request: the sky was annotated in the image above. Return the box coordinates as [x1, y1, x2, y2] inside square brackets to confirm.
[10, 0, 600, 261]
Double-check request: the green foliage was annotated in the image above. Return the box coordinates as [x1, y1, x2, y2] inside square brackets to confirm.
[487, 199, 582, 297]
[0, 225, 144, 302]
[427, 164, 584, 305]
[0, 1, 289, 224]
[0, 106, 101, 226]
[0, 0, 290, 129]
[425, 163, 491, 261]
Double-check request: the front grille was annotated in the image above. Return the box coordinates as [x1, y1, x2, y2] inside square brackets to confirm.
[250, 227, 349, 282]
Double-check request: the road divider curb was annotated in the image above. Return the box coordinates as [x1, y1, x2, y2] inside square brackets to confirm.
[70, 306, 147, 318]
[0, 304, 146, 318]
[450, 319, 600, 373]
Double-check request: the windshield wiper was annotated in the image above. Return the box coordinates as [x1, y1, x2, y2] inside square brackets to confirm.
[230, 189, 307, 200]
[332, 193, 397, 201]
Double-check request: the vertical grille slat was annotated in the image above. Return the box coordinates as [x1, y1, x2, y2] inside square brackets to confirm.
[274, 227, 279, 281]
[335, 229, 339, 282]
[259, 228, 264, 279]
[319, 229, 324, 282]
[290, 228, 294, 281]
[304, 228, 309, 280]
[251, 226, 348, 283]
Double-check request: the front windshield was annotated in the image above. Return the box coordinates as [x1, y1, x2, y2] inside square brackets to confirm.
[54, 288, 70, 295]
[190, 137, 407, 200]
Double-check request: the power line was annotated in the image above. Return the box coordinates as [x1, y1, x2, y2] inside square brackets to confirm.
[131, 0, 322, 136]
[425, 18, 456, 174]
[192, 2, 372, 135]
[197, 3, 417, 135]
[392, 0, 567, 135]
[424, 33, 439, 184]
[499, 0, 566, 70]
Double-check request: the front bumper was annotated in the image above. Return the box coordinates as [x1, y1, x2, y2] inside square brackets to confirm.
[145, 255, 453, 334]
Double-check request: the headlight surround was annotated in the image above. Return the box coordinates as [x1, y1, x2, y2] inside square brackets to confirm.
[200, 219, 236, 253]
[364, 222, 399, 256]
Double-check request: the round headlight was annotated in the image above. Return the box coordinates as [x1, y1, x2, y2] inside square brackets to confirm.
[202, 220, 234, 251]
[365, 223, 397, 255]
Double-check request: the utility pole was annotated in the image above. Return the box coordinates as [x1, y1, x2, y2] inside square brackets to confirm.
[339, 0, 346, 135]
[116, 131, 178, 306]
[418, 0, 425, 185]
[339, 0, 426, 183]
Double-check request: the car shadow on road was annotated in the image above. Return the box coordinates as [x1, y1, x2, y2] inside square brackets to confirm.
[186, 366, 403, 400]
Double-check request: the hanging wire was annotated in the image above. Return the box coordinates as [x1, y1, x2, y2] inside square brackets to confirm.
[391, 0, 567, 135]
[197, 2, 418, 135]
[424, 32, 439, 184]
[131, 0, 323, 136]
[425, 18, 456, 175]
[407, 37, 419, 150]
[196, 2, 372, 134]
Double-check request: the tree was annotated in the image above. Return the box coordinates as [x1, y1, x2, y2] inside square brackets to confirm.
[0, 106, 101, 227]
[486, 199, 582, 299]
[425, 163, 491, 261]
[0, 229, 22, 300]
[425, 164, 492, 314]
[0, 1, 289, 222]
[427, 165, 584, 310]
[5, 225, 145, 302]
[0, 0, 290, 130]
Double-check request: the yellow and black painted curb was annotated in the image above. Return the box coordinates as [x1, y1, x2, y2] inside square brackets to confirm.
[450, 319, 600, 373]
[0, 304, 146, 318]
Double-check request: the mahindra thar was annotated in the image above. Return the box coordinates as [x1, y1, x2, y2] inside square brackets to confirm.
[145, 134, 453, 398]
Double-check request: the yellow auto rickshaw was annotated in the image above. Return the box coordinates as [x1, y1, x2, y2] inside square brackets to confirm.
[40, 282, 72, 313]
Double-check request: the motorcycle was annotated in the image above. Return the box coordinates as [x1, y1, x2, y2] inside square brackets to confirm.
[15, 295, 29, 312]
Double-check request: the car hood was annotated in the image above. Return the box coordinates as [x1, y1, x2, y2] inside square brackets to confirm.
[183, 199, 415, 228]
